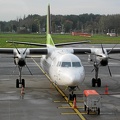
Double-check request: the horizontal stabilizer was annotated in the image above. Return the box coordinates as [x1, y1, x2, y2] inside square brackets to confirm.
[55, 40, 90, 46]
[7, 40, 90, 47]
[6, 41, 46, 47]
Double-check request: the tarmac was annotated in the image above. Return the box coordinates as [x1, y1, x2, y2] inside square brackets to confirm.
[0, 44, 120, 120]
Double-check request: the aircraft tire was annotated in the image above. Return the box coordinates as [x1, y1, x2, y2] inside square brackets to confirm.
[97, 108, 100, 115]
[84, 105, 87, 111]
[73, 94, 76, 100]
[92, 78, 95, 87]
[16, 79, 19, 88]
[87, 108, 90, 114]
[22, 79, 25, 88]
[97, 78, 101, 87]
[68, 94, 72, 101]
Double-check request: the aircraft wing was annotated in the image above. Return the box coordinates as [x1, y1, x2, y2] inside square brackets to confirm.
[0, 48, 48, 56]
[72, 48, 91, 54]
[72, 48, 120, 54]
[0, 47, 120, 56]
[106, 48, 120, 54]
[28, 48, 48, 55]
[0, 48, 14, 54]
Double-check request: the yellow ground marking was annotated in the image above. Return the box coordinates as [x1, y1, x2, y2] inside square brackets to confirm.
[58, 106, 84, 109]
[32, 58, 86, 120]
[54, 100, 68, 103]
[54, 100, 83, 103]
[61, 113, 77, 115]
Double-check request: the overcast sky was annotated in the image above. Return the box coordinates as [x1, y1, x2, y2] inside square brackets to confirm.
[0, 0, 120, 21]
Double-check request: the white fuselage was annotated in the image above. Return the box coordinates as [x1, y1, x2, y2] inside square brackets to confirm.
[40, 48, 85, 87]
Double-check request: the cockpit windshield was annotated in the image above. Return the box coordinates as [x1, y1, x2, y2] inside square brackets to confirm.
[61, 62, 71, 67]
[60, 62, 81, 67]
[72, 62, 81, 67]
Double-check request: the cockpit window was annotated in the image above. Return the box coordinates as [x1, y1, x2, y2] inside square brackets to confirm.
[72, 62, 81, 67]
[61, 62, 71, 67]
[59, 61, 81, 67]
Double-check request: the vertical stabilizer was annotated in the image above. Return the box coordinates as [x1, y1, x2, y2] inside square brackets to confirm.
[46, 4, 55, 47]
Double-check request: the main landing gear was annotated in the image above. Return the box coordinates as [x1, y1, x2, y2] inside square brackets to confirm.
[68, 86, 77, 101]
[16, 67, 25, 88]
[92, 78, 101, 87]
[92, 63, 101, 87]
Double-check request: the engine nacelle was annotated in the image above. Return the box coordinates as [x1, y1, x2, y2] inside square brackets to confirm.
[14, 58, 26, 67]
[100, 58, 108, 66]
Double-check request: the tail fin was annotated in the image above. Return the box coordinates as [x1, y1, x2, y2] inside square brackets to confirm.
[46, 4, 55, 47]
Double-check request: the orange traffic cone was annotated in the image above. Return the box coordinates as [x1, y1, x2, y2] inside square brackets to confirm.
[104, 85, 108, 94]
[73, 97, 77, 109]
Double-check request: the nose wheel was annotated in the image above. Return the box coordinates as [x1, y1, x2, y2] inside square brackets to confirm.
[68, 93, 76, 101]
[68, 86, 77, 101]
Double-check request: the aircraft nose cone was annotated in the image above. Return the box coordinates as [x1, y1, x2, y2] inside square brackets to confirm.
[68, 74, 79, 85]
[63, 70, 84, 86]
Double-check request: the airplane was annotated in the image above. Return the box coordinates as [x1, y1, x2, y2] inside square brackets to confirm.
[6, 4, 88, 101]
[1, 4, 120, 101]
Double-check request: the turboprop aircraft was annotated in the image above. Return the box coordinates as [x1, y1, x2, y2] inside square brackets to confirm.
[6, 5, 88, 101]
[1, 4, 120, 100]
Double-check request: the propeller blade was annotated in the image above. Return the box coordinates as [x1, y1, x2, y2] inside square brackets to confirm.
[13, 44, 21, 54]
[23, 48, 27, 55]
[108, 57, 120, 61]
[91, 68, 95, 72]
[26, 64, 33, 75]
[108, 65, 112, 77]
[107, 44, 117, 54]
[101, 44, 105, 54]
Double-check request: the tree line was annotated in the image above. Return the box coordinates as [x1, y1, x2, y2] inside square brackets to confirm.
[0, 14, 120, 34]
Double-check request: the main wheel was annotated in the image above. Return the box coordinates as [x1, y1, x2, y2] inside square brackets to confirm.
[97, 108, 100, 115]
[97, 78, 101, 87]
[87, 108, 90, 114]
[84, 105, 86, 111]
[16, 79, 19, 88]
[22, 79, 25, 88]
[92, 78, 95, 87]
[73, 94, 76, 100]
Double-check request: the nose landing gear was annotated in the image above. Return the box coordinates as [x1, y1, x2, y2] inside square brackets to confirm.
[68, 86, 77, 101]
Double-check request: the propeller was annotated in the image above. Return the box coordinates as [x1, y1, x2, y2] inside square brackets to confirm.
[13, 43, 32, 75]
[100, 44, 120, 77]
[100, 44, 112, 76]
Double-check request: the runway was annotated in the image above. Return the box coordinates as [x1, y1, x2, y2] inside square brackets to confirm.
[0, 44, 120, 120]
